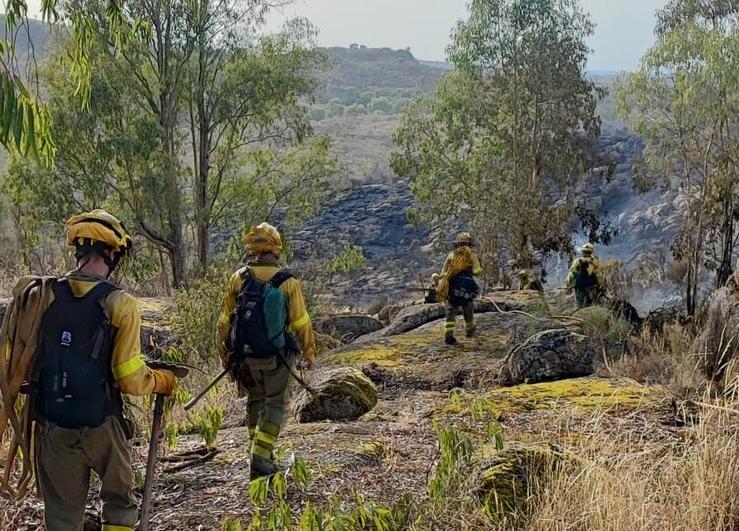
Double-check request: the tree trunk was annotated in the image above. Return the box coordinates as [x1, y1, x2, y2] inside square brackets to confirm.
[194, 0, 211, 272]
[716, 195, 734, 288]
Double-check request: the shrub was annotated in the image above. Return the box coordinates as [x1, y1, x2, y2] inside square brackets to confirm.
[169, 264, 231, 369]
[186, 405, 224, 449]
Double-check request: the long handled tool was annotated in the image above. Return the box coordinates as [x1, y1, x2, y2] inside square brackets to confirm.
[139, 393, 165, 531]
[140, 362, 189, 531]
[183, 367, 229, 412]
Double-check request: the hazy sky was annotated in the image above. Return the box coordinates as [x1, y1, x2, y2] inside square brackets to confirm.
[265, 0, 669, 71]
[17, 0, 669, 71]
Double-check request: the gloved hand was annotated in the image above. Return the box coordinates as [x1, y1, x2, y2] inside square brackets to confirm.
[152, 369, 177, 396]
[299, 358, 316, 370]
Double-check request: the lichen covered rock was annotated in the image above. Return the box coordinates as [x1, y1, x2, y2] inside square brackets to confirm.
[439, 377, 669, 421]
[316, 314, 385, 342]
[294, 367, 379, 423]
[474, 442, 569, 518]
[362, 291, 546, 341]
[499, 329, 595, 385]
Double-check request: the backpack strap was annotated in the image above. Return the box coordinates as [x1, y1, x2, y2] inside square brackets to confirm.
[84, 280, 120, 302]
[85, 281, 120, 361]
[270, 270, 294, 289]
[51, 278, 74, 300]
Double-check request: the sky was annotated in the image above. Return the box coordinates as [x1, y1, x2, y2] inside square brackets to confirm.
[264, 0, 668, 71]
[16, 0, 669, 71]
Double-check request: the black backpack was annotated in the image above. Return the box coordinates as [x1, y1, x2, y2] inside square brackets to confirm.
[448, 270, 480, 307]
[573, 259, 597, 289]
[37, 279, 122, 428]
[229, 269, 299, 360]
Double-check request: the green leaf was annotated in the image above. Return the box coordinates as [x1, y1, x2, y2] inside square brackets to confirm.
[13, 97, 24, 153]
[25, 101, 36, 158]
[2, 75, 16, 142]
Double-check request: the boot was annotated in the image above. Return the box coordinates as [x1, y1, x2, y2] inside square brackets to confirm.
[250, 454, 280, 480]
[466, 326, 476, 338]
[445, 335, 458, 346]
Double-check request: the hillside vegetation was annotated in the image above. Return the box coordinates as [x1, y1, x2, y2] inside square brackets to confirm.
[3, 1, 739, 530]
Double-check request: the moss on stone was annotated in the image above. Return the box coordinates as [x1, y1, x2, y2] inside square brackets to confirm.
[354, 440, 385, 459]
[474, 442, 571, 521]
[325, 330, 437, 367]
[294, 367, 379, 423]
[440, 377, 669, 419]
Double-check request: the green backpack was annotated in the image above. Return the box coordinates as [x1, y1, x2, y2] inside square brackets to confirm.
[229, 269, 298, 359]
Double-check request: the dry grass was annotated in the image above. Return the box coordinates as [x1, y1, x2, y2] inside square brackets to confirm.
[529, 408, 739, 531]
[608, 324, 704, 399]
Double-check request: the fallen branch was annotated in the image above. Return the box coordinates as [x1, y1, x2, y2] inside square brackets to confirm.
[160, 446, 212, 462]
[163, 449, 219, 473]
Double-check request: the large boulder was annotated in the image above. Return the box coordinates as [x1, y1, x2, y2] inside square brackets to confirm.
[499, 329, 595, 385]
[474, 442, 570, 519]
[691, 287, 739, 389]
[293, 367, 379, 423]
[316, 314, 385, 342]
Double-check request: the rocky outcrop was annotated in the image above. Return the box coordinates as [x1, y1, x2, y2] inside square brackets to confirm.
[362, 291, 545, 341]
[316, 314, 384, 342]
[499, 329, 595, 385]
[293, 367, 379, 423]
[474, 442, 570, 518]
[691, 287, 739, 389]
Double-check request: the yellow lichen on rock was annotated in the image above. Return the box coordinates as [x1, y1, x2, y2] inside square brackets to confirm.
[474, 441, 572, 521]
[492, 377, 669, 412]
[441, 377, 669, 419]
[325, 329, 439, 367]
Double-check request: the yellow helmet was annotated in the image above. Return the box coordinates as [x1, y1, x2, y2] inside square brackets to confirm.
[455, 232, 474, 247]
[581, 243, 595, 254]
[244, 222, 283, 256]
[65, 209, 133, 255]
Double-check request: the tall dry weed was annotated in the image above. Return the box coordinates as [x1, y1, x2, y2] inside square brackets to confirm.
[529, 408, 739, 531]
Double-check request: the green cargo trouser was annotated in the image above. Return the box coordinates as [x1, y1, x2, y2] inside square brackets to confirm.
[242, 354, 294, 461]
[575, 286, 599, 309]
[445, 302, 475, 338]
[36, 416, 137, 531]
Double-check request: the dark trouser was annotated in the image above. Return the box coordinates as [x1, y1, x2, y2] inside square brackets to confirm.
[36, 416, 137, 531]
[445, 302, 475, 338]
[242, 354, 294, 462]
[575, 286, 599, 309]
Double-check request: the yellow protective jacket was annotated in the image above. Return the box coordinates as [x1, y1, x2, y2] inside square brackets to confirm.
[437, 247, 483, 302]
[64, 271, 162, 395]
[217, 261, 316, 365]
[566, 256, 602, 289]
[0, 271, 164, 497]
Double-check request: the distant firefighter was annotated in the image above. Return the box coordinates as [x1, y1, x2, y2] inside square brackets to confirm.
[436, 232, 483, 345]
[566, 243, 602, 308]
[424, 273, 440, 303]
[517, 269, 544, 293]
